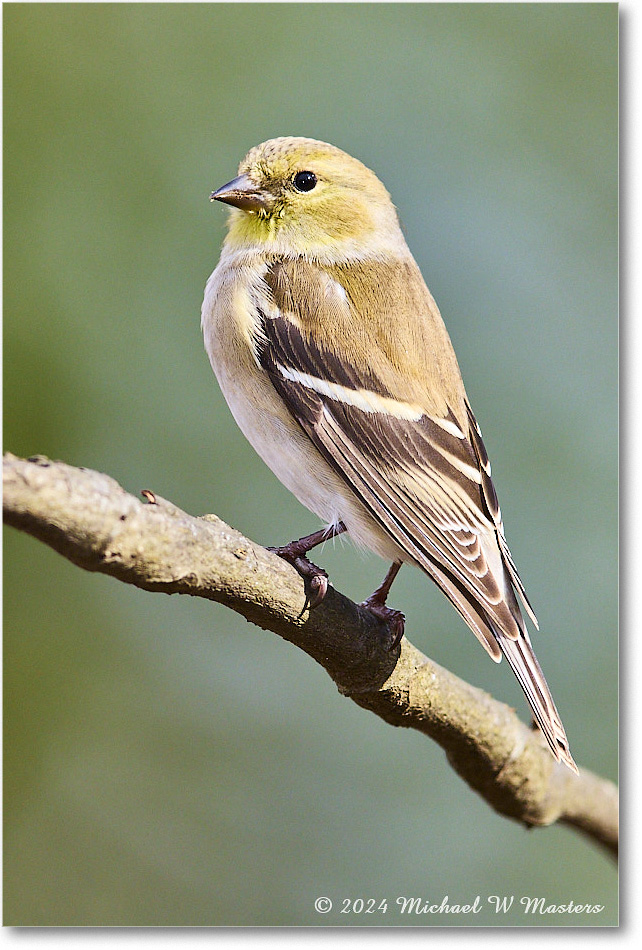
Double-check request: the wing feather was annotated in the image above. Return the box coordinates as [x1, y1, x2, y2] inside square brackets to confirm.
[254, 258, 575, 770]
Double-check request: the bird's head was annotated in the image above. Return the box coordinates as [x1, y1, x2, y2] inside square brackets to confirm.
[211, 137, 403, 260]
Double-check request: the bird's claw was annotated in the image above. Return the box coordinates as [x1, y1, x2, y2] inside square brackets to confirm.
[306, 570, 329, 609]
[360, 597, 405, 651]
[267, 546, 330, 613]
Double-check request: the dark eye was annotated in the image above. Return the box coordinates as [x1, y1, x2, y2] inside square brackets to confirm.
[292, 170, 317, 193]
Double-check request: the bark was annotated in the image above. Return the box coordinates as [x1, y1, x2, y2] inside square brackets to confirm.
[3, 453, 618, 858]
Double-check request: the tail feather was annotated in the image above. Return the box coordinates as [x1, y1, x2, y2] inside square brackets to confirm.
[418, 553, 578, 772]
[493, 623, 578, 773]
[426, 550, 578, 773]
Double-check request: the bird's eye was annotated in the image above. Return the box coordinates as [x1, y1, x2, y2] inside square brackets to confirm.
[292, 171, 317, 193]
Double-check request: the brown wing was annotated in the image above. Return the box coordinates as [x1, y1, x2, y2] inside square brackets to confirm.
[256, 258, 576, 771]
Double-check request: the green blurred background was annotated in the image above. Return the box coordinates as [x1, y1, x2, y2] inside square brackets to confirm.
[3, 2, 618, 927]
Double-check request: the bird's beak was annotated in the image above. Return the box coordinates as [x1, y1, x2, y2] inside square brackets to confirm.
[209, 174, 273, 213]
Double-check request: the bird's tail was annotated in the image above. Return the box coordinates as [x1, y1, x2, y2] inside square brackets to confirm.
[493, 623, 578, 774]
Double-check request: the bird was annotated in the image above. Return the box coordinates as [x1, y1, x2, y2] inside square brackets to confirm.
[201, 136, 577, 773]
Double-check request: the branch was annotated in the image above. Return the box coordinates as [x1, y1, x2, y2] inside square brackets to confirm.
[3, 453, 618, 858]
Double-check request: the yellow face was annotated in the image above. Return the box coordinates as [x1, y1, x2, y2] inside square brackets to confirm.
[213, 136, 398, 253]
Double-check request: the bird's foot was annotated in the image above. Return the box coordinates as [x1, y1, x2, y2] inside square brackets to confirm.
[268, 544, 329, 610]
[360, 560, 405, 649]
[267, 523, 345, 610]
[360, 595, 405, 650]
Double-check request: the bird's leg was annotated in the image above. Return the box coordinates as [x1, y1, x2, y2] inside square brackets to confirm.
[268, 521, 347, 609]
[360, 560, 405, 649]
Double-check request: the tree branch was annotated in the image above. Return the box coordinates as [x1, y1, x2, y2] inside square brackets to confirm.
[3, 453, 618, 858]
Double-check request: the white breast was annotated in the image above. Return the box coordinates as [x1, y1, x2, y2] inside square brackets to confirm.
[201, 252, 402, 562]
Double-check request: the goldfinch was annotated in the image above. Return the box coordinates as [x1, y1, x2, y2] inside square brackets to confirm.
[202, 136, 577, 773]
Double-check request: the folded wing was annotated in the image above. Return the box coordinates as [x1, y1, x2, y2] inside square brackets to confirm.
[256, 258, 576, 771]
